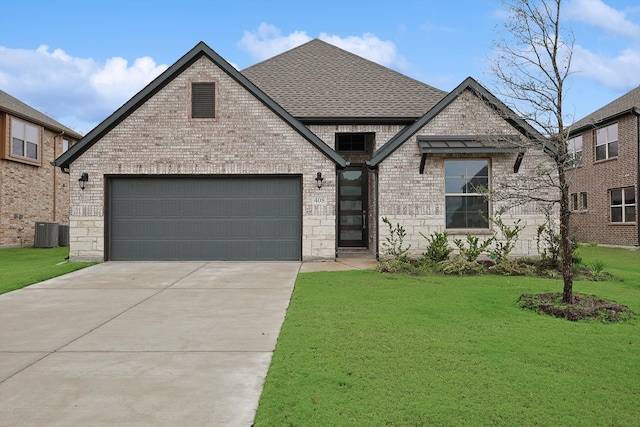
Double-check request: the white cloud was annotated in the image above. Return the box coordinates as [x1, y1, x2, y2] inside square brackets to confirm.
[238, 23, 312, 61]
[238, 23, 409, 69]
[0, 45, 167, 134]
[565, 0, 640, 40]
[571, 44, 640, 90]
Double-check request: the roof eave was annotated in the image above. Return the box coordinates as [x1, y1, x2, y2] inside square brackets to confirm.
[569, 107, 640, 135]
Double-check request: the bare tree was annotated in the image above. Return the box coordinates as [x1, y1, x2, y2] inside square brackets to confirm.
[490, 0, 576, 303]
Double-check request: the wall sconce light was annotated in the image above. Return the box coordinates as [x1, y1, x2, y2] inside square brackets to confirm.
[315, 172, 324, 189]
[78, 172, 89, 190]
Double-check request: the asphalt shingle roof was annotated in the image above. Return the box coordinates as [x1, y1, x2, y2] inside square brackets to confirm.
[571, 85, 640, 132]
[0, 90, 82, 139]
[242, 39, 447, 120]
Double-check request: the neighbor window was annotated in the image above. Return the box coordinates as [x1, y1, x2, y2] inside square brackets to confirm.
[191, 82, 215, 118]
[445, 159, 489, 229]
[567, 135, 583, 166]
[62, 139, 70, 153]
[595, 123, 618, 161]
[10, 117, 40, 162]
[572, 192, 587, 211]
[610, 187, 636, 223]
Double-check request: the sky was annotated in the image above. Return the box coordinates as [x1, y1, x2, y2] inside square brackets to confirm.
[1, 0, 639, 135]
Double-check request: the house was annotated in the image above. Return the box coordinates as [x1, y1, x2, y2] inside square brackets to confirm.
[54, 40, 553, 262]
[567, 86, 639, 246]
[1, 90, 82, 247]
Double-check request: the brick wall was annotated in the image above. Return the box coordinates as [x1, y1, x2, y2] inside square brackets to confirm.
[0, 113, 75, 247]
[377, 88, 556, 258]
[68, 56, 337, 261]
[568, 113, 639, 246]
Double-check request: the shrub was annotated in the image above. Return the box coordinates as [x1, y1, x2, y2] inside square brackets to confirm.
[441, 255, 486, 275]
[453, 234, 494, 262]
[420, 230, 452, 262]
[489, 217, 524, 262]
[381, 217, 411, 262]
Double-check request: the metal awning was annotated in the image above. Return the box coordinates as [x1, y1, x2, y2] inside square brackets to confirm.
[417, 135, 525, 174]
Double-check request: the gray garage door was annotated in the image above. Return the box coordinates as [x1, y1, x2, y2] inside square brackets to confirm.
[107, 176, 301, 261]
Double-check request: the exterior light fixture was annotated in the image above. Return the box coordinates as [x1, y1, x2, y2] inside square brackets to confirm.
[78, 172, 89, 190]
[315, 172, 324, 189]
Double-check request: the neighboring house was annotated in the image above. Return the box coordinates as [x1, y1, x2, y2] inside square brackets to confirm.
[567, 86, 640, 246]
[54, 40, 553, 262]
[1, 90, 82, 247]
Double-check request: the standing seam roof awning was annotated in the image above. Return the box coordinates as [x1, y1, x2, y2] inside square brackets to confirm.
[417, 135, 525, 174]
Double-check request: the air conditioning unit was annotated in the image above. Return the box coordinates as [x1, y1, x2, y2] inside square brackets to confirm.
[58, 225, 70, 247]
[34, 222, 59, 248]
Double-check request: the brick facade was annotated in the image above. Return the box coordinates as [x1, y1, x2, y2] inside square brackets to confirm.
[377, 89, 555, 258]
[568, 113, 639, 246]
[68, 56, 337, 261]
[0, 112, 77, 247]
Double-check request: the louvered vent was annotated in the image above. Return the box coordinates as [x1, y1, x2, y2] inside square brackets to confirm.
[192, 82, 215, 118]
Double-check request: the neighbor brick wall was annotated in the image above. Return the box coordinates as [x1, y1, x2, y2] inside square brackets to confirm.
[68, 56, 337, 261]
[0, 112, 75, 247]
[568, 113, 639, 246]
[377, 88, 557, 258]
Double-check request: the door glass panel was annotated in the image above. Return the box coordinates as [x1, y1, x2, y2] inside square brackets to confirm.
[340, 215, 362, 225]
[340, 230, 362, 241]
[340, 200, 362, 210]
[341, 185, 362, 196]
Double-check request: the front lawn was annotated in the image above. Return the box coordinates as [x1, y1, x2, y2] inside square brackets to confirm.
[254, 246, 640, 426]
[0, 247, 97, 294]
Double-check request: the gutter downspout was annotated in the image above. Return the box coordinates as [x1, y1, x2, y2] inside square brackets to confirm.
[374, 166, 380, 260]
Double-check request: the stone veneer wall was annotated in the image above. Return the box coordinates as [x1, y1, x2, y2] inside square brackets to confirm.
[68, 56, 336, 261]
[0, 114, 74, 247]
[377, 88, 557, 258]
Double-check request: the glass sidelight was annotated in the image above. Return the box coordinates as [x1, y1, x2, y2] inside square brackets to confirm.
[338, 167, 368, 247]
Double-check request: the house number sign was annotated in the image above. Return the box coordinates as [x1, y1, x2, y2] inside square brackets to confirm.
[313, 196, 326, 204]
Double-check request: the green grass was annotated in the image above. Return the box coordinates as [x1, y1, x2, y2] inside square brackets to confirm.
[0, 247, 97, 294]
[255, 246, 640, 426]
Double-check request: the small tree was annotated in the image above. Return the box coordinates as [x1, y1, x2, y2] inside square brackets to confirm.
[490, 0, 575, 303]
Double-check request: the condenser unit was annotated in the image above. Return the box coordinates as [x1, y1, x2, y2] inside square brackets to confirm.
[58, 225, 70, 247]
[34, 222, 59, 248]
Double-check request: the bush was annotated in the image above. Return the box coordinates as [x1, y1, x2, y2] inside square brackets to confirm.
[420, 231, 452, 263]
[441, 256, 486, 275]
[489, 217, 524, 262]
[453, 234, 494, 262]
[381, 217, 411, 262]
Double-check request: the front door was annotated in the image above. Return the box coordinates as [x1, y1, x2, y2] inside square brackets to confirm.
[338, 167, 368, 247]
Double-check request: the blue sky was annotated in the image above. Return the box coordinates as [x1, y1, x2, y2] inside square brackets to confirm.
[1, 0, 639, 135]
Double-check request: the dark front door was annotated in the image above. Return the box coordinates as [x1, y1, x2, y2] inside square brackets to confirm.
[338, 167, 368, 247]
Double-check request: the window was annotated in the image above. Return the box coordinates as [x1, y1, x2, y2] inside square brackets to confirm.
[595, 123, 618, 161]
[571, 192, 587, 211]
[63, 139, 70, 153]
[191, 82, 215, 118]
[445, 159, 489, 229]
[336, 133, 367, 152]
[567, 135, 583, 166]
[11, 117, 40, 161]
[610, 187, 636, 223]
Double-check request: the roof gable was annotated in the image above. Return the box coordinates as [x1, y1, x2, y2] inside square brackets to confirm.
[242, 39, 447, 121]
[368, 77, 547, 167]
[0, 90, 82, 139]
[570, 86, 640, 133]
[54, 41, 347, 169]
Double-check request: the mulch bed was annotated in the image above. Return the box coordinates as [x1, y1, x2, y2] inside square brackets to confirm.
[519, 292, 634, 322]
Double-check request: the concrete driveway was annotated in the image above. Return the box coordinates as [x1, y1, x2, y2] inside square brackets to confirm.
[0, 261, 300, 426]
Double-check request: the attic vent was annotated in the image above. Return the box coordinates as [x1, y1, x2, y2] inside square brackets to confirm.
[192, 82, 215, 118]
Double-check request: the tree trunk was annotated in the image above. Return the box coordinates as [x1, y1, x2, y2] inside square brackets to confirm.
[558, 167, 573, 304]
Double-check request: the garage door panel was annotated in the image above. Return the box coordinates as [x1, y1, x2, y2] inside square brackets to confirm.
[108, 177, 301, 261]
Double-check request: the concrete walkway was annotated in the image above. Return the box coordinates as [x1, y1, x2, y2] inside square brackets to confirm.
[0, 261, 301, 426]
